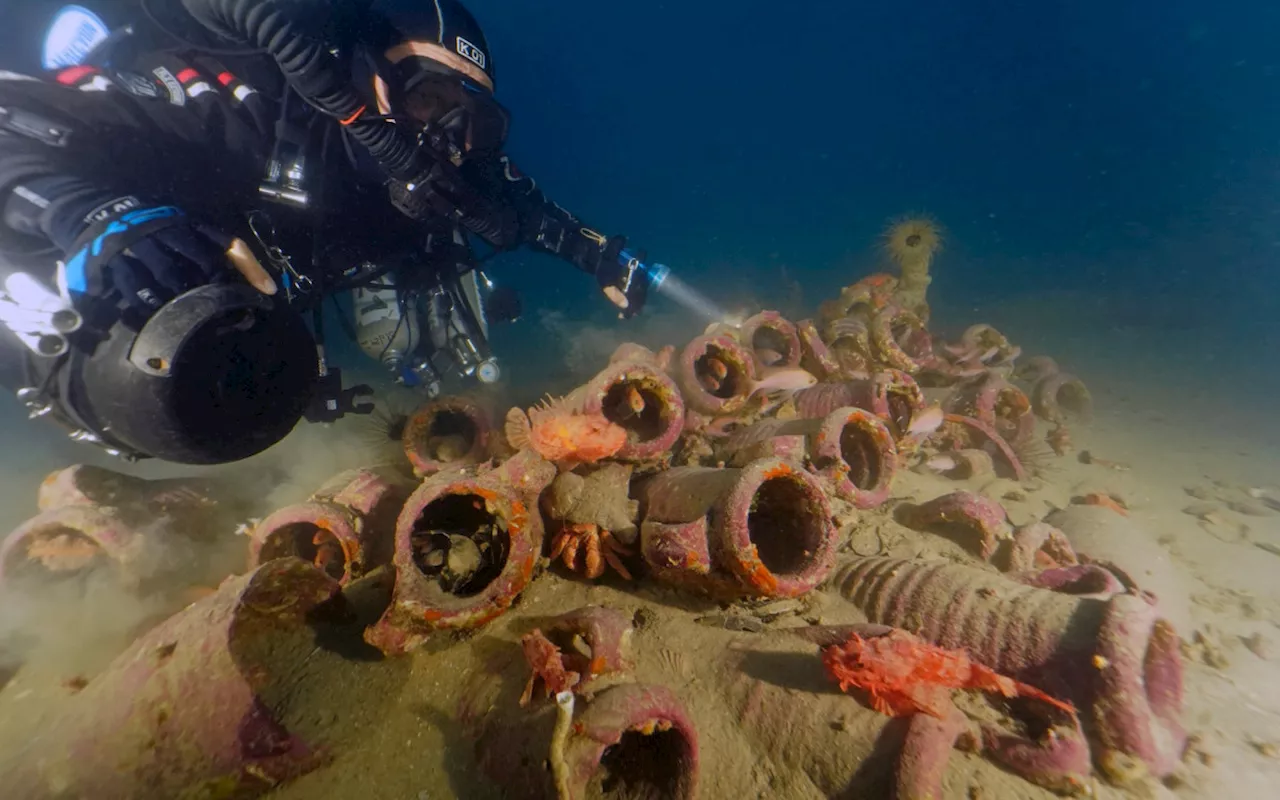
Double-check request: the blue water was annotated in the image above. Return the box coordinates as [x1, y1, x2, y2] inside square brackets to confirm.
[474, 0, 1280, 352]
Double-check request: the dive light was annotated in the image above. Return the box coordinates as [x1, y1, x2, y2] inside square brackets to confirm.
[620, 251, 725, 323]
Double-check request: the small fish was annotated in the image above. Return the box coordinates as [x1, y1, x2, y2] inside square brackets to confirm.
[755, 347, 785, 366]
[706, 357, 729, 381]
[924, 454, 958, 473]
[752, 366, 818, 394]
[697, 357, 730, 393]
[312, 531, 345, 575]
[948, 361, 989, 378]
[748, 389, 796, 417]
[625, 386, 646, 415]
[906, 405, 944, 437]
[975, 346, 1001, 364]
[705, 417, 742, 439]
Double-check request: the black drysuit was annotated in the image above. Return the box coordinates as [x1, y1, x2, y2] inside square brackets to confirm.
[0, 45, 610, 283]
[0, 29, 616, 450]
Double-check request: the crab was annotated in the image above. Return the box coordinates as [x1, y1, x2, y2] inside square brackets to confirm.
[1047, 423, 1072, 456]
[542, 463, 640, 581]
[823, 628, 1074, 719]
[549, 522, 634, 580]
[519, 628, 580, 706]
[25, 533, 102, 572]
[1075, 492, 1128, 516]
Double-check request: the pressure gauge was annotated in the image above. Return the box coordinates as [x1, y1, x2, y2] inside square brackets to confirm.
[476, 359, 501, 384]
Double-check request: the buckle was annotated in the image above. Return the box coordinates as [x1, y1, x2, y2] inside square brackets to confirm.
[304, 366, 376, 423]
[0, 105, 72, 147]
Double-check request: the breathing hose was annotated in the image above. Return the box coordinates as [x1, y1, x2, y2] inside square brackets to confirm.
[179, 0, 422, 179]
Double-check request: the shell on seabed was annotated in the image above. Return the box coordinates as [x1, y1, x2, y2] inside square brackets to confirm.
[656, 647, 692, 681]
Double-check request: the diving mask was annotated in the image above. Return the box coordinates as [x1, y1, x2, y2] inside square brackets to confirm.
[388, 61, 510, 155]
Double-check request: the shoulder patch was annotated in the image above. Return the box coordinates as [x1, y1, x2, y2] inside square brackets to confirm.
[152, 67, 186, 106]
[42, 5, 110, 70]
[114, 71, 159, 98]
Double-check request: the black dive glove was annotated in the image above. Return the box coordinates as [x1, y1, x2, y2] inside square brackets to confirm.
[593, 235, 657, 319]
[3, 176, 275, 317]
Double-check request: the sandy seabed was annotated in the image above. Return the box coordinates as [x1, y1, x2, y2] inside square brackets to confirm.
[0, 292, 1277, 800]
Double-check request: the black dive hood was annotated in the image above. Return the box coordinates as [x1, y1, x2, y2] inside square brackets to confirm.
[361, 0, 497, 89]
[72, 284, 317, 464]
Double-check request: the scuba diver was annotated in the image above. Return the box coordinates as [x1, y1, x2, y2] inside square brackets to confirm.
[0, 0, 666, 465]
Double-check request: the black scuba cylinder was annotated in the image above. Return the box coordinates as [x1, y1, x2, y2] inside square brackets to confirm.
[425, 287, 451, 351]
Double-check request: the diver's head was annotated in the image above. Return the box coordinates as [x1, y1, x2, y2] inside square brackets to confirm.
[360, 0, 509, 155]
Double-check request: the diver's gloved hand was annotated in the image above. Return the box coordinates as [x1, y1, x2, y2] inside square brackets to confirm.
[594, 235, 653, 319]
[2, 176, 276, 317]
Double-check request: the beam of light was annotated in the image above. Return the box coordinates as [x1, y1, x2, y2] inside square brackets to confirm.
[645, 264, 730, 324]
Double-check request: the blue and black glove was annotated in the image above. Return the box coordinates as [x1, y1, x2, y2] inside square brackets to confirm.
[3, 176, 275, 317]
[594, 235, 656, 319]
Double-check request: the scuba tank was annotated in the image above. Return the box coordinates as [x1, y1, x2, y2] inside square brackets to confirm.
[425, 273, 501, 385]
[353, 271, 416, 368]
[351, 269, 444, 395]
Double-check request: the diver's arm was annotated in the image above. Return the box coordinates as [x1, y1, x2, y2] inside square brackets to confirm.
[464, 152, 656, 316]
[0, 75, 309, 464]
[464, 152, 623, 274]
[0, 70, 269, 224]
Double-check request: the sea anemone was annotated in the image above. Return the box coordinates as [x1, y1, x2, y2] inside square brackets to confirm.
[882, 216, 944, 269]
[881, 216, 943, 320]
[1011, 436, 1059, 478]
[363, 402, 412, 460]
